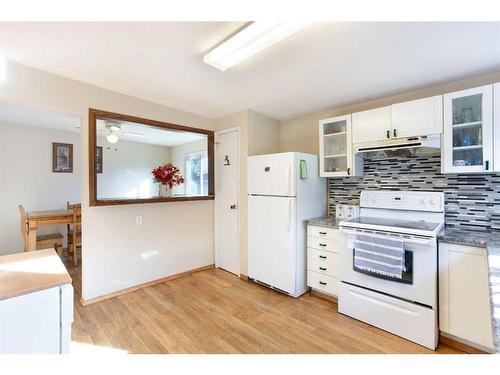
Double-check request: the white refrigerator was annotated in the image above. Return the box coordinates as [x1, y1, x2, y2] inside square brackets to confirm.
[248, 152, 326, 298]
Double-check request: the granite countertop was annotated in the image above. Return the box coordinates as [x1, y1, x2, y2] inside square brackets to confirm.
[307, 216, 344, 229]
[438, 227, 500, 353]
[438, 227, 500, 248]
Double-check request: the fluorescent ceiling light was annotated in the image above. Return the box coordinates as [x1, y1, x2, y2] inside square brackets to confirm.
[203, 22, 310, 71]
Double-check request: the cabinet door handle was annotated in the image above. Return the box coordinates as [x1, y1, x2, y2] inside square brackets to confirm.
[485, 160, 490, 170]
[319, 255, 327, 259]
[347, 167, 351, 175]
[319, 243, 327, 247]
[386, 130, 390, 139]
[393, 129, 397, 137]
[319, 281, 327, 286]
[319, 267, 327, 271]
[319, 231, 327, 235]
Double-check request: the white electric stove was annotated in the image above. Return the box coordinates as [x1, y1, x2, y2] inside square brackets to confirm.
[339, 190, 445, 350]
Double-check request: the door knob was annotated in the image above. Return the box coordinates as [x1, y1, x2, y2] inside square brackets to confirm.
[230, 204, 237, 210]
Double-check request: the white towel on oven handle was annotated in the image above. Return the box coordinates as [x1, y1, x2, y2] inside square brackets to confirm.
[353, 233, 405, 279]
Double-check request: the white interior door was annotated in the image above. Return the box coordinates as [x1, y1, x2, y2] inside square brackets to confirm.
[215, 129, 239, 275]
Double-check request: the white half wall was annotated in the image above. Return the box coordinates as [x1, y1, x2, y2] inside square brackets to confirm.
[0, 61, 215, 301]
[0, 122, 81, 253]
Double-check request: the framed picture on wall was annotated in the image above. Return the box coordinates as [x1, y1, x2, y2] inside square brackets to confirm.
[52, 142, 73, 173]
[96, 146, 103, 174]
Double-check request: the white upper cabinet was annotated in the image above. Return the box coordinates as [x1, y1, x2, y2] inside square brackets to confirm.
[391, 95, 443, 138]
[352, 106, 392, 144]
[442, 85, 493, 173]
[494, 82, 500, 172]
[319, 115, 362, 177]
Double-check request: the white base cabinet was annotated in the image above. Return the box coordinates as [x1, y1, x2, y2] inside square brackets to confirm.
[307, 225, 343, 297]
[438, 242, 494, 351]
[0, 284, 73, 354]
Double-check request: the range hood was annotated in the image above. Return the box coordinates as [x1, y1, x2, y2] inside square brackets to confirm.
[354, 134, 441, 157]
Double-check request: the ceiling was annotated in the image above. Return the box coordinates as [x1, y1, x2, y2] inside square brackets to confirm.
[1, 22, 499, 121]
[0, 102, 206, 147]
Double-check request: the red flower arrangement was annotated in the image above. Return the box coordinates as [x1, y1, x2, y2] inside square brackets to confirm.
[152, 163, 185, 189]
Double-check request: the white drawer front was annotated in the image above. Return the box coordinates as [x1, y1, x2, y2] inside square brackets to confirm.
[307, 271, 339, 296]
[307, 237, 340, 253]
[307, 250, 340, 278]
[338, 282, 437, 350]
[308, 225, 340, 241]
[307, 247, 340, 265]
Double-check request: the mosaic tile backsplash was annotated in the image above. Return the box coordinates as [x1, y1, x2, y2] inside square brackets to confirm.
[328, 153, 500, 232]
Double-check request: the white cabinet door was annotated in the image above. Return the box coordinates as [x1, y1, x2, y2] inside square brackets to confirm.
[352, 106, 392, 144]
[319, 115, 353, 177]
[391, 95, 443, 138]
[439, 242, 494, 350]
[0, 287, 61, 354]
[442, 85, 493, 173]
[494, 82, 500, 172]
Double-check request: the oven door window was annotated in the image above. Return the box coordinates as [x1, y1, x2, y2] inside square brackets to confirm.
[352, 249, 413, 285]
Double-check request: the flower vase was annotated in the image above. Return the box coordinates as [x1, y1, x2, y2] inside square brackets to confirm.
[159, 184, 170, 198]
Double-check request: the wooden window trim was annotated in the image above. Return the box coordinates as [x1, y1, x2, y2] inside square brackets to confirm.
[88, 108, 215, 207]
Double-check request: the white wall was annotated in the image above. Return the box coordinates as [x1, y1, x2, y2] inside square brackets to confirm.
[247, 110, 280, 156]
[0, 122, 81, 253]
[96, 137, 170, 199]
[0, 61, 216, 301]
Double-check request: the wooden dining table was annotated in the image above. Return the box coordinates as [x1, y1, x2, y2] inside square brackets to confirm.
[26, 209, 74, 252]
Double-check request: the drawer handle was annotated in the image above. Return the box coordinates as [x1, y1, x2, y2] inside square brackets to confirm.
[319, 243, 327, 247]
[319, 231, 327, 235]
[319, 281, 327, 286]
[319, 255, 327, 259]
[319, 267, 327, 271]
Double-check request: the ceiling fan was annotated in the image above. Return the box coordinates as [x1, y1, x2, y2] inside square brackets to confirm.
[76, 121, 146, 144]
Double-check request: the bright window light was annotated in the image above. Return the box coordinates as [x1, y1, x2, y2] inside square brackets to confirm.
[203, 22, 310, 71]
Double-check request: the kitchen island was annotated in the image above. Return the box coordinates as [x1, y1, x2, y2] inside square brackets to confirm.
[0, 248, 73, 354]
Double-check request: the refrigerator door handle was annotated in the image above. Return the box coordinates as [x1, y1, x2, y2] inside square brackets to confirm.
[287, 164, 292, 196]
[287, 199, 292, 233]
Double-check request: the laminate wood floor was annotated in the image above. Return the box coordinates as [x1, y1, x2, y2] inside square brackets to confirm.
[64, 256, 464, 354]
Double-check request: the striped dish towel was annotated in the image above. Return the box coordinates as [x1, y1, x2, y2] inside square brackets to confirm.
[353, 233, 405, 279]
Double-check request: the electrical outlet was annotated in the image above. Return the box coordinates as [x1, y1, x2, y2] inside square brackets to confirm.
[135, 216, 143, 225]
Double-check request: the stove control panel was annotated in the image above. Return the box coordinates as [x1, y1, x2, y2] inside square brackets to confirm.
[360, 191, 444, 212]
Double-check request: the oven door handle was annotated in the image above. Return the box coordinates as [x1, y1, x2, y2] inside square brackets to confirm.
[340, 228, 434, 246]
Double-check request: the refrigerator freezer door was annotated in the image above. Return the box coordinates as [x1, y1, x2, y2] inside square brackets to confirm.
[248, 195, 296, 294]
[248, 153, 296, 196]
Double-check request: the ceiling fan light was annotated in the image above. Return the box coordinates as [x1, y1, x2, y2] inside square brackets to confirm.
[106, 133, 119, 144]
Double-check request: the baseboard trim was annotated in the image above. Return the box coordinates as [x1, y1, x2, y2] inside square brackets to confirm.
[310, 289, 338, 304]
[239, 274, 249, 282]
[439, 332, 491, 354]
[80, 264, 215, 306]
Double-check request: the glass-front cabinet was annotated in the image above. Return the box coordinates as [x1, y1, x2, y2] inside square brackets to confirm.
[319, 115, 356, 177]
[443, 85, 493, 173]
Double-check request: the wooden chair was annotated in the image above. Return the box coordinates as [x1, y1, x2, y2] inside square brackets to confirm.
[67, 202, 81, 266]
[18, 205, 63, 256]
